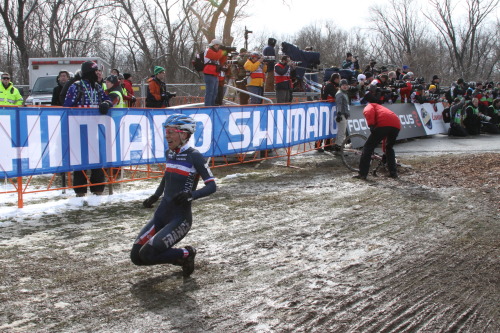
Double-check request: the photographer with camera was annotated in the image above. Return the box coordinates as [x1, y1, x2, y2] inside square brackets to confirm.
[146, 66, 176, 108]
[342, 52, 359, 72]
[244, 51, 267, 104]
[232, 48, 250, 105]
[263, 38, 277, 92]
[203, 39, 225, 106]
[274, 55, 295, 103]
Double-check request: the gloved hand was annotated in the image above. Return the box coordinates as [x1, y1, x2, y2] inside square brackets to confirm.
[167, 92, 177, 99]
[336, 114, 342, 123]
[99, 100, 113, 114]
[173, 191, 192, 204]
[142, 194, 159, 208]
[131, 96, 137, 103]
[369, 125, 375, 133]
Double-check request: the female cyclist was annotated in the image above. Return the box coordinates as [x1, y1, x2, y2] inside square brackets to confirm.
[130, 114, 216, 277]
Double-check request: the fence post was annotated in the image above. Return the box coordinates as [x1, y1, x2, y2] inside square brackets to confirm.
[17, 177, 23, 208]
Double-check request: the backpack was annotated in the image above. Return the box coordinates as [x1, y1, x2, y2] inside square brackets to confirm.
[192, 51, 205, 72]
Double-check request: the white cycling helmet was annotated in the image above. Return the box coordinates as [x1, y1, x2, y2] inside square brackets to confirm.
[164, 114, 197, 134]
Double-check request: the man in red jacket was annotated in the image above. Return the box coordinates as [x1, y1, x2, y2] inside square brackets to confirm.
[354, 103, 401, 180]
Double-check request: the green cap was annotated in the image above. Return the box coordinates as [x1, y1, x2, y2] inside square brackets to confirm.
[154, 66, 165, 75]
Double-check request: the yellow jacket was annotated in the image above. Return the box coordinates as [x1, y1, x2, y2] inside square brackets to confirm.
[0, 82, 23, 106]
[244, 60, 267, 87]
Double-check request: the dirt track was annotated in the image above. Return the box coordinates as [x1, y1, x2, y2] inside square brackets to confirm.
[0, 152, 499, 332]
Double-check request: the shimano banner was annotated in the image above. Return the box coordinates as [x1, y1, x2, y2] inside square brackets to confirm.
[0, 102, 337, 178]
[0, 102, 447, 178]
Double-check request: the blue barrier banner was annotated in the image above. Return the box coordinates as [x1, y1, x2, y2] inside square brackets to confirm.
[347, 103, 447, 139]
[0, 102, 337, 178]
[0, 102, 447, 178]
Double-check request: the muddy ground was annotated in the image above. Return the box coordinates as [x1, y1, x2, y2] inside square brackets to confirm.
[0, 151, 499, 332]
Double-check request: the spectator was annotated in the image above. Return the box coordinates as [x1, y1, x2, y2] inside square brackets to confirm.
[96, 66, 106, 90]
[399, 74, 413, 103]
[244, 51, 267, 104]
[122, 73, 136, 107]
[146, 66, 174, 108]
[321, 73, 340, 102]
[342, 52, 358, 71]
[356, 73, 368, 101]
[364, 59, 377, 74]
[203, 39, 224, 106]
[0, 73, 23, 106]
[51, 70, 70, 106]
[215, 53, 229, 106]
[334, 79, 351, 152]
[354, 103, 401, 180]
[263, 38, 277, 92]
[317, 73, 340, 151]
[448, 98, 468, 137]
[451, 78, 467, 100]
[233, 48, 250, 105]
[274, 55, 294, 103]
[104, 75, 126, 108]
[487, 98, 500, 128]
[63, 61, 111, 197]
[427, 75, 441, 93]
[464, 98, 482, 135]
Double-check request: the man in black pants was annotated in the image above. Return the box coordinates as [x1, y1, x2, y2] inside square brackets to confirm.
[354, 103, 401, 180]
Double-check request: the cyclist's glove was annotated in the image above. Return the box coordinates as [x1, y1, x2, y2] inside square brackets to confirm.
[143, 194, 159, 208]
[336, 114, 342, 122]
[173, 191, 193, 204]
[369, 125, 375, 133]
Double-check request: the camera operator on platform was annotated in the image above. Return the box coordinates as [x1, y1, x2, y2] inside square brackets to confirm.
[244, 51, 267, 104]
[263, 38, 277, 92]
[274, 55, 295, 103]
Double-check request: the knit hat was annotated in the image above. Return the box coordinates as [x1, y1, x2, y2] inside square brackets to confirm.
[432, 75, 440, 80]
[81, 61, 98, 75]
[340, 79, 349, 86]
[209, 39, 222, 46]
[154, 66, 165, 75]
[357, 74, 366, 82]
[239, 48, 247, 53]
[429, 85, 437, 90]
[105, 75, 119, 86]
[123, 73, 131, 80]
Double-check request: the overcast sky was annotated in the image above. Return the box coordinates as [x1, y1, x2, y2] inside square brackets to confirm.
[238, 0, 381, 37]
[235, 0, 499, 43]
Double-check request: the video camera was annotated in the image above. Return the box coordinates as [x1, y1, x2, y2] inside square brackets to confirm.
[220, 45, 237, 52]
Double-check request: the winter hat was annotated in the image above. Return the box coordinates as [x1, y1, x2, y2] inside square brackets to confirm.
[432, 75, 440, 80]
[340, 79, 349, 86]
[81, 61, 98, 75]
[364, 72, 373, 79]
[209, 39, 222, 46]
[429, 85, 437, 90]
[357, 73, 366, 82]
[105, 75, 119, 86]
[154, 66, 165, 75]
[123, 73, 131, 80]
[239, 48, 247, 53]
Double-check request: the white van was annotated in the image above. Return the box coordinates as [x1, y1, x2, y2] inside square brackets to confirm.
[25, 57, 110, 105]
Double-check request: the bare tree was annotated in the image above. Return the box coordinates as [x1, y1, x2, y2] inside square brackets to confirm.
[0, 0, 40, 83]
[425, 0, 499, 79]
[368, 0, 427, 70]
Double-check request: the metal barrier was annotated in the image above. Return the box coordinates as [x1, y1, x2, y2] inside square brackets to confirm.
[2, 142, 323, 208]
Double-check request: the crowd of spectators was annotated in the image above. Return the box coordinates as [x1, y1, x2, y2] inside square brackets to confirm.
[321, 52, 500, 136]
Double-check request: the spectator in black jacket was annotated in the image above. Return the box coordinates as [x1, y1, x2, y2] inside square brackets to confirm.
[51, 70, 70, 106]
